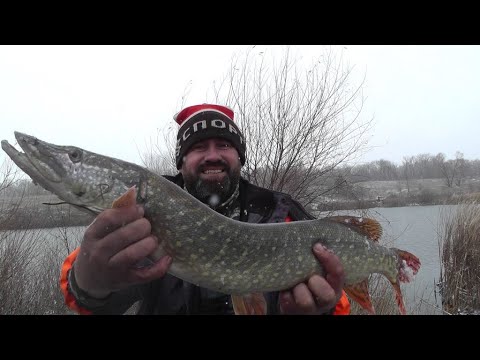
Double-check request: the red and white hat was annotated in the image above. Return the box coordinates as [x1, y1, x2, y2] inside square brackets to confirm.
[174, 104, 246, 169]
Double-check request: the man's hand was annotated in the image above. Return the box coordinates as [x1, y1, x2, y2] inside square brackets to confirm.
[279, 243, 345, 314]
[73, 205, 172, 299]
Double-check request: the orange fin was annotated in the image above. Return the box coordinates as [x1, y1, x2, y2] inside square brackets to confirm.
[344, 279, 375, 314]
[395, 249, 421, 283]
[385, 249, 421, 315]
[326, 216, 383, 242]
[391, 281, 407, 315]
[231, 293, 267, 315]
[111, 186, 137, 208]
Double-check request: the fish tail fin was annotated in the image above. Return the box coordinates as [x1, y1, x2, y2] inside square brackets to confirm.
[232, 293, 267, 315]
[395, 249, 421, 283]
[387, 249, 421, 315]
[344, 279, 376, 314]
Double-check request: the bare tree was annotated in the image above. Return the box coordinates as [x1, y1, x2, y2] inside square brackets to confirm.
[402, 156, 414, 194]
[0, 158, 26, 230]
[139, 126, 177, 176]
[375, 159, 398, 181]
[140, 46, 372, 207]
[439, 151, 465, 188]
[0, 158, 20, 194]
[139, 83, 193, 176]
[453, 151, 466, 186]
[207, 46, 372, 206]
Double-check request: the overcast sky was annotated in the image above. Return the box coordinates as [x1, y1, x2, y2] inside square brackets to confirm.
[1, 45, 479, 171]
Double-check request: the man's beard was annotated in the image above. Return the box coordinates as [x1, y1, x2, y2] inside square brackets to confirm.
[183, 162, 241, 208]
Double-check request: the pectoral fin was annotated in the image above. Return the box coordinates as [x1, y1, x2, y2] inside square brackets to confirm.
[344, 279, 375, 314]
[112, 186, 137, 208]
[231, 293, 267, 315]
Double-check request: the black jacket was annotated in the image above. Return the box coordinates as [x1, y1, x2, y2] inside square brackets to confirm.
[72, 175, 315, 315]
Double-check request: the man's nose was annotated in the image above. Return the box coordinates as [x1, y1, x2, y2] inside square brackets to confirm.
[203, 144, 222, 162]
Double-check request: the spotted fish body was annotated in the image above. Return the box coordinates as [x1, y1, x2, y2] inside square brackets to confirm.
[146, 174, 401, 294]
[2, 132, 420, 313]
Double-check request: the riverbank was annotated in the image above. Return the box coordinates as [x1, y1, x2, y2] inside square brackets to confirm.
[308, 178, 480, 213]
[0, 194, 93, 230]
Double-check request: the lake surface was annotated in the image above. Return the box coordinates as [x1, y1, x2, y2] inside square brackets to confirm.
[1, 205, 457, 315]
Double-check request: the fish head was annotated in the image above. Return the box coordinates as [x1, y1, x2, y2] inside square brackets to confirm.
[2, 132, 147, 214]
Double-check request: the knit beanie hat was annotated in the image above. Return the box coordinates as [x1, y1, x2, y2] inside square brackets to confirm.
[174, 104, 246, 169]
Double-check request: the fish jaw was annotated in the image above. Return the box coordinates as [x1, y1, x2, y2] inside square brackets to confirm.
[2, 138, 46, 183]
[14, 131, 68, 183]
[1, 132, 147, 214]
[2, 135, 67, 200]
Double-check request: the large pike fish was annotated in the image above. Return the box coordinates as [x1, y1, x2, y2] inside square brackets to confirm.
[2, 132, 421, 314]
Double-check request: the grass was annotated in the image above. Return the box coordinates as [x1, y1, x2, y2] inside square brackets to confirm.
[0, 191, 83, 314]
[438, 202, 480, 314]
[0, 225, 84, 315]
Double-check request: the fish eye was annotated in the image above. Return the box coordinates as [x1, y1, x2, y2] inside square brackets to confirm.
[69, 149, 82, 163]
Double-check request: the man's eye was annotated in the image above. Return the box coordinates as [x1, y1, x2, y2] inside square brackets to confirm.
[191, 144, 206, 151]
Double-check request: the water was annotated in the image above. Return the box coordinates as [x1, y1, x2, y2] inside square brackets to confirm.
[1, 205, 457, 314]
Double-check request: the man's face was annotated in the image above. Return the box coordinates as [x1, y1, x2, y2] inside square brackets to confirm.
[180, 138, 242, 207]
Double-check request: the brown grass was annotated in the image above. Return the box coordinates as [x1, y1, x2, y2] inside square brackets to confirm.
[1, 180, 83, 314]
[0, 224, 83, 314]
[438, 202, 480, 314]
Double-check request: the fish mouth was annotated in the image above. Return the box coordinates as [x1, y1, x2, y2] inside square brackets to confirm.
[2, 132, 104, 215]
[1, 132, 65, 184]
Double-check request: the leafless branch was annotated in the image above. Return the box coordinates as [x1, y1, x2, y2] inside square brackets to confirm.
[211, 46, 373, 206]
